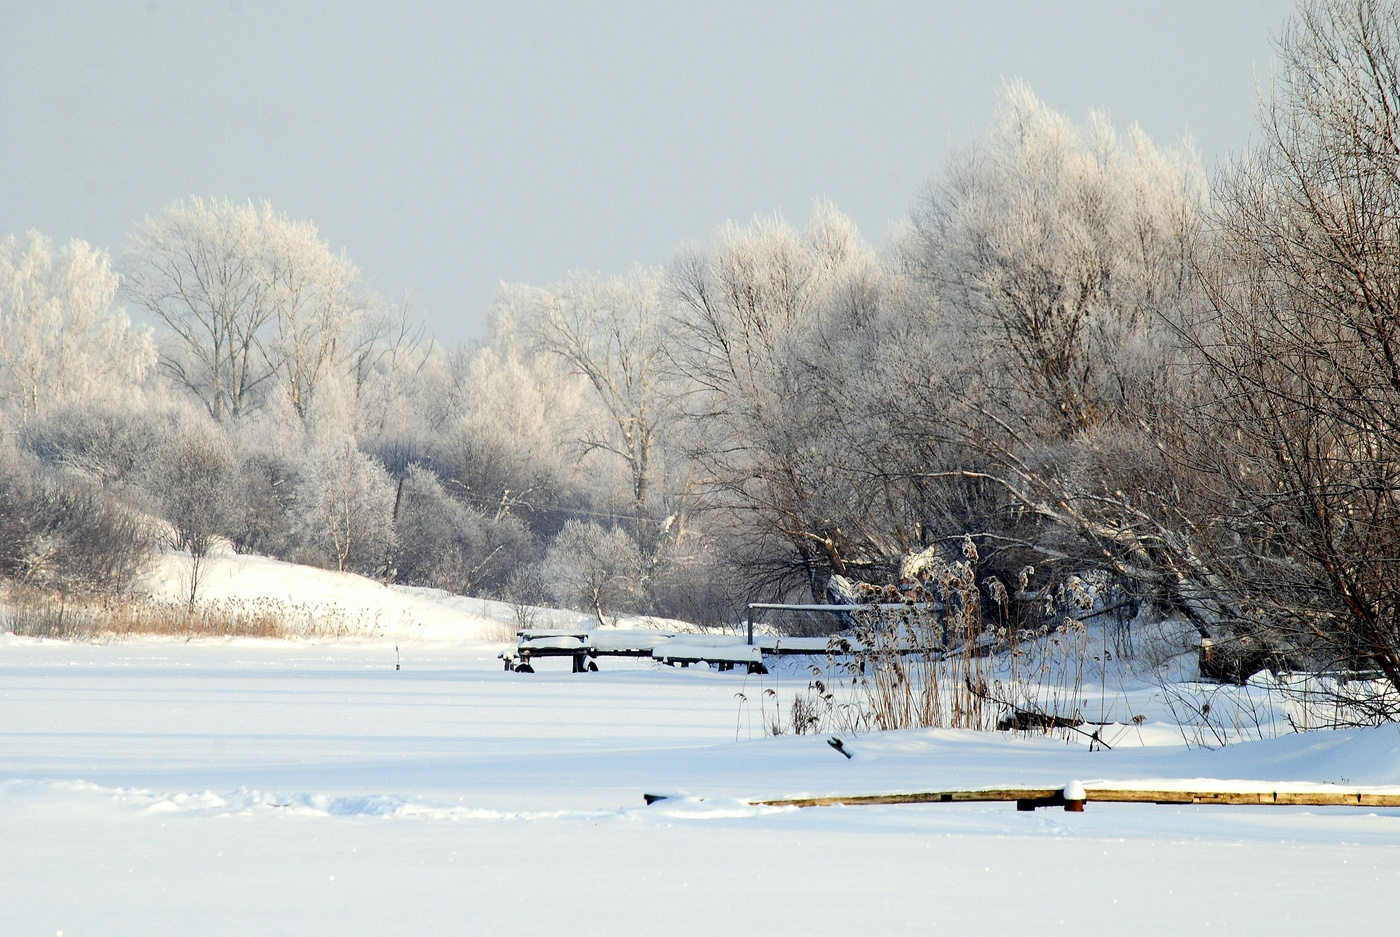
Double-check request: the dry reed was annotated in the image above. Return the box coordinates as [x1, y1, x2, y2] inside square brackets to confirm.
[1, 587, 381, 642]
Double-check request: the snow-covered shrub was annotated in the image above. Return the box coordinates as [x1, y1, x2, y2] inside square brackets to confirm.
[294, 436, 396, 574]
[226, 446, 301, 557]
[150, 425, 241, 605]
[539, 519, 643, 626]
[391, 464, 534, 595]
[0, 445, 155, 594]
[21, 401, 177, 495]
[153, 426, 238, 557]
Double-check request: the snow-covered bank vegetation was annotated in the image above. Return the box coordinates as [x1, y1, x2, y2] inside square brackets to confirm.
[5, 0, 1400, 728]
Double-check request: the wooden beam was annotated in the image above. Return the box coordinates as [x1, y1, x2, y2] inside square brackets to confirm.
[743, 787, 1400, 809]
[751, 789, 1061, 808]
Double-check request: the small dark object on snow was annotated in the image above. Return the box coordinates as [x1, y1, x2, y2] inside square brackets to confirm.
[828, 737, 852, 759]
[997, 709, 1079, 732]
[1198, 636, 1282, 685]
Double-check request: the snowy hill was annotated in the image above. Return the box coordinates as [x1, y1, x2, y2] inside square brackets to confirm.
[140, 548, 693, 646]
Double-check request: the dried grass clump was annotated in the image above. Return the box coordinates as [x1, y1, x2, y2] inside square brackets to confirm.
[767, 543, 1093, 737]
[843, 541, 998, 732]
[1, 587, 381, 642]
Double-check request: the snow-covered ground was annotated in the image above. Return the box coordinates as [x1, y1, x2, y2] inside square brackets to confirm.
[3, 553, 1399, 934]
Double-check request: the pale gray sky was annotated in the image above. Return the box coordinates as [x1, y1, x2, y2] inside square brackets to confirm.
[2, 0, 1293, 343]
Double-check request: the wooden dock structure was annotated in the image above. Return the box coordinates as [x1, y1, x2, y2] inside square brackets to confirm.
[645, 784, 1400, 812]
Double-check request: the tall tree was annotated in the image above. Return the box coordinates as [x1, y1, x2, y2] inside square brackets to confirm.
[670, 203, 898, 597]
[124, 198, 380, 425]
[1199, 0, 1400, 697]
[521, 268, 674, 560]
[0, 232, 155, 424]
[890, 84, 1212, 621]
[907, 80, 1205, 440]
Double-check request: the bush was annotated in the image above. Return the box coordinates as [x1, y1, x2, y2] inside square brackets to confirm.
[391, 464, 535, 595]
[21, 402, 174, 494]
[294, 436, 396, 574]
[539, 520, 644, 625]
[227, 448, 300, 556]
[0, 446, 155, 594]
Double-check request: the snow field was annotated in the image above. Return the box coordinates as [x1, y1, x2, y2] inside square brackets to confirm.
[2, 553, 1399, 934]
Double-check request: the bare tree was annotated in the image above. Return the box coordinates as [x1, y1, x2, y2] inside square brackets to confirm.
[521, 268, 675, 560]
[1194, 0, 1400, 700]
[156, 426, 238, 608]
[124, 198, 378, 425]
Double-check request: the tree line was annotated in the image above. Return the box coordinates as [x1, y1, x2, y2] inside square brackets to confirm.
[3, 0, 1399, 704]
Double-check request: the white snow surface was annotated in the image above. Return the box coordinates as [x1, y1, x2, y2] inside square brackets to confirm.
[2, 552, 1398, 934]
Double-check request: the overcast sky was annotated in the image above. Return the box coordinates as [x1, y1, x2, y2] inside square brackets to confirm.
[3, 0, 1293, 344]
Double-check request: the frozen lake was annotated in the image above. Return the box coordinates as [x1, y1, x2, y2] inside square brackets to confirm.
[3, 636, 1399, 935]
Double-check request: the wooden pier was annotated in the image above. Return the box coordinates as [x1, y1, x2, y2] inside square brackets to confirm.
[645, 784, 1400, 812]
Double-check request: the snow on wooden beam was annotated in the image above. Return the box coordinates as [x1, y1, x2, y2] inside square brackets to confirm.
[645, 784, 1400, 811]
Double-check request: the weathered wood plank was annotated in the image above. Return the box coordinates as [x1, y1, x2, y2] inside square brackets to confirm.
[752, 789, 1060, 808]
[747, 787, 1400, 809]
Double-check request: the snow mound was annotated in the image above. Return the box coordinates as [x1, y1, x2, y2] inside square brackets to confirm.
[141, 549, 701, 647]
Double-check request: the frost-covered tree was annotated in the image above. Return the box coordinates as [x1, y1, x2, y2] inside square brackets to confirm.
[907, 80, 1205, 438]
[520, 267, 676, 559]
[670, 203, 901, 596]
[0, 232, 155, 425]
[296, 436, 395, 573]
[349, 302, 436, 443]
[539, 519, 644, 625]
[877, 83, 1214, 625]
[124, 198, 383, 426]
[432, 302, 592, 536]
[390, 464, 533, 595]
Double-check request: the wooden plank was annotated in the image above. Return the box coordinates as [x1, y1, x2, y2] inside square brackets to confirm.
[1087, 789, 1400, 807]
[753, 789, 1060, 808]
[748, 787, 1400, 809]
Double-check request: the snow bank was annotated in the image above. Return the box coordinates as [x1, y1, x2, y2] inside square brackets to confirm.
[140, 549, 698, 647]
